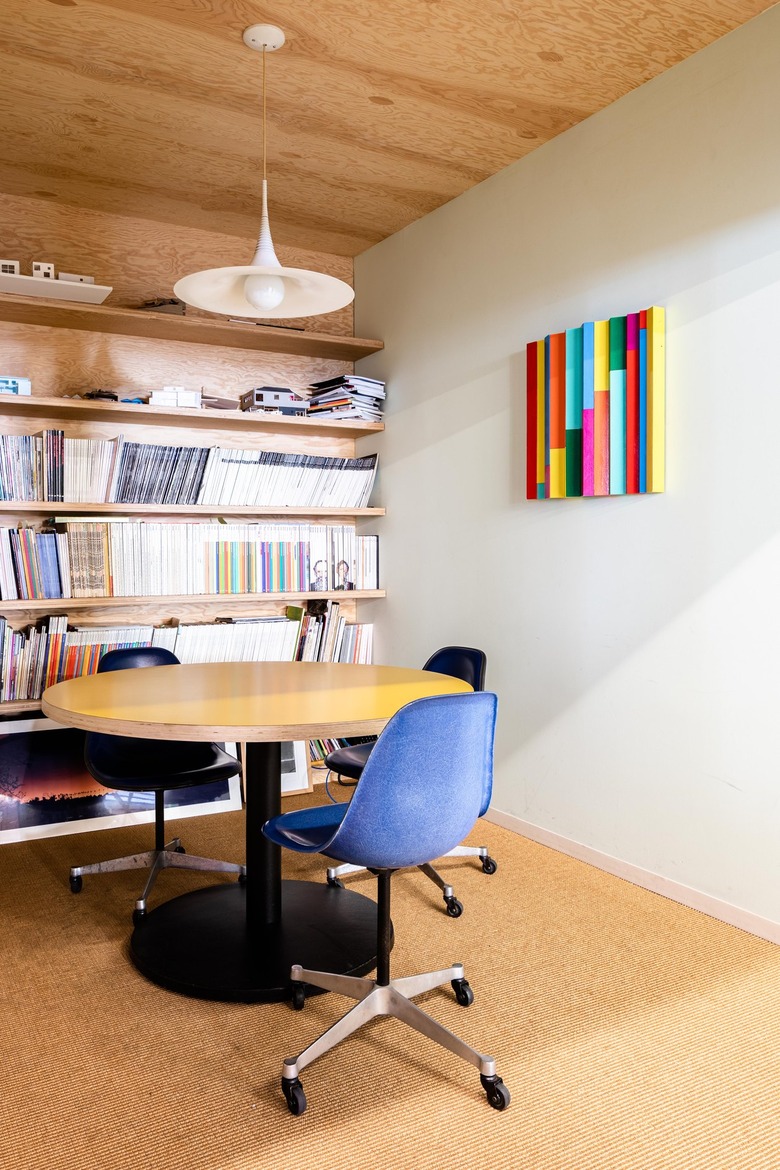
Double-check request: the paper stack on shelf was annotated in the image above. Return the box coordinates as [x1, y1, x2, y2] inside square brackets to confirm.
[304, 375, 385, 422]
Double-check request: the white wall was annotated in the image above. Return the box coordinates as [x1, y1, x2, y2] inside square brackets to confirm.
[354, 5, 780, 927]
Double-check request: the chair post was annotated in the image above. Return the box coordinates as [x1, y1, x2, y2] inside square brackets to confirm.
[376, 870, 393, 986]
[154, 790, 166, 852]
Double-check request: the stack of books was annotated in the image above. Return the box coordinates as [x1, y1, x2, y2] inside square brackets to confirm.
[305, 375, 385, 422]
[0, 609, 376, 702]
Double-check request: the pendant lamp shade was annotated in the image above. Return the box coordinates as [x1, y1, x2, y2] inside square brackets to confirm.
[173, 25, 354, 321]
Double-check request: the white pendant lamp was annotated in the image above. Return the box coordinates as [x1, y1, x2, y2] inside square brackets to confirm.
[174, 24, 354, 320]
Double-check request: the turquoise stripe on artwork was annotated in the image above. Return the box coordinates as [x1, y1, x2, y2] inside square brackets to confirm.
[565, 327, 583, 429]
[610, 369, 627, 494]
[582, 322, 594, 411]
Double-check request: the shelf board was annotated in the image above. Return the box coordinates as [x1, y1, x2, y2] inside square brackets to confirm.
[0, 590, 385, 615]
[0, 394, 383, 436]
[0, 698, 43, 716]
[0, 501, 385, 519]
[0, 291, 383, 362]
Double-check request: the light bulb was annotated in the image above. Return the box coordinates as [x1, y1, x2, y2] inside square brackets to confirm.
[244, 272, 286, 311]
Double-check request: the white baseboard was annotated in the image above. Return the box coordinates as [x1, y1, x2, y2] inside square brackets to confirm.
[484, 807, 780, 946]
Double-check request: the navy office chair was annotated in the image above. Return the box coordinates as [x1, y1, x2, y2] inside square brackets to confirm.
[69, 647, 244, 922]
[324, 646, 497, 916]
[263, 691, 509, 1116]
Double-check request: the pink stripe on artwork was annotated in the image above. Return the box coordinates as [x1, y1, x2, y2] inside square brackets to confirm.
[582, 408, 595, 496]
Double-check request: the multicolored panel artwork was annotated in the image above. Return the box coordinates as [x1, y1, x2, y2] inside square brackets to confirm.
[526, 306, 665, 499]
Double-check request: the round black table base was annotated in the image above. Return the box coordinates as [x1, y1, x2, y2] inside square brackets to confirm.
[130, 880, 381, 1003]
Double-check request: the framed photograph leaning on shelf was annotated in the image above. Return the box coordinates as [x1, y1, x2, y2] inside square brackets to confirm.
[0, 717, 242, 844]
[236, 739, 312, 798]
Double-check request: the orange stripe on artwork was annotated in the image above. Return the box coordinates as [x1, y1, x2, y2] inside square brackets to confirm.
[548, 332, 566, 450]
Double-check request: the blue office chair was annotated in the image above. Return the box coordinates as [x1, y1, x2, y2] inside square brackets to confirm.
[263, 691, 510, 1116]
[69, 647, 244, 922]
[324, 646, 497, 916]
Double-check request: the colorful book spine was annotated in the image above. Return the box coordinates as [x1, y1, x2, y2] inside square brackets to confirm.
[609, 316, 627, 495]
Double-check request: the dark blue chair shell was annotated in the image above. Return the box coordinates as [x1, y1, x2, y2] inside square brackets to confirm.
[70, 646, 243, 920]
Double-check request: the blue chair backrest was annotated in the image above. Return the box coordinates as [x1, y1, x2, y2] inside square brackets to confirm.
[87, 647, 182, 771]
[97, 646, 179, 673]
[423, 646, 487, 693]
[323, 691, 497, 870]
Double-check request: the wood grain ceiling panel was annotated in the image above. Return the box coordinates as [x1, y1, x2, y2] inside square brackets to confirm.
[0, 0, 772, 256]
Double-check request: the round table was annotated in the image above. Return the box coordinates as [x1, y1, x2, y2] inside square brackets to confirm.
[42, 661, 471, 1003]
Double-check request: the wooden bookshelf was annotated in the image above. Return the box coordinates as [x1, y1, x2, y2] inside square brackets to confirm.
[0, 591, 386, 617]
[0, 502, 385, 519]
[0, 292, 385, 709]
[0, 394, 383, 438]
[0, 291, 383, 362]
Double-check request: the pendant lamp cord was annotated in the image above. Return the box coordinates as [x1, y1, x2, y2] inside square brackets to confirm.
[262, 45, 267, 182]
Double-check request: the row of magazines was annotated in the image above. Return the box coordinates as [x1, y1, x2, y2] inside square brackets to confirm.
[0, 522, 379, 601]
[0, 601, 372, 703]
[0, 431, 378, 509]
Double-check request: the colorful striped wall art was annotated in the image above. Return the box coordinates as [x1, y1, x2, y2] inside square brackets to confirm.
[526, 306, 665, 500]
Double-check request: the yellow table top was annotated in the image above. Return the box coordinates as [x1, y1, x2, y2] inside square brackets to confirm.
[41, 661, 472, 741]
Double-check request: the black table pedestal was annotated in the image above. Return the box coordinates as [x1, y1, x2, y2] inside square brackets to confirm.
[129, 740, 381, 1002]
[130, 879, 379, 1002]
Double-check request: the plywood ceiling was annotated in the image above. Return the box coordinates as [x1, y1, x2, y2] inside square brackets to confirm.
[0, 0, 772, 257]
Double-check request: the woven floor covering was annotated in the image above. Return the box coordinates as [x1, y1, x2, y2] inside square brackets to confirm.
[3, 789, 780, 1170]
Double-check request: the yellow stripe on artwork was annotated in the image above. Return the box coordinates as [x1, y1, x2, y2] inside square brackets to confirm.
[549, 448, 566, 498]
[647, 306, 665, 493]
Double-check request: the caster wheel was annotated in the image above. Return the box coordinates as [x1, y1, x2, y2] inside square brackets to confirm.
[132, 907, 146, 926]
[445, 896, 463, 918]
[480, 1074, 510, 1111]
[290, 982, 306, 1011]
[327, 876, 345, 889]
[451, 978, 474, 1007]
[481, 856, 498, 875]
[282, 1076, 307, 1116]
[175, 845, 186, 854]
[69, 874, 83, 894]
[238, 872, 247, 885]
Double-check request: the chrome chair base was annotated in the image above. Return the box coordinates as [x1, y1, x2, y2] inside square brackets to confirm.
[326, 844, 497, 918]
[70, 837, 246, 917]
[281, 961, 509, 1115]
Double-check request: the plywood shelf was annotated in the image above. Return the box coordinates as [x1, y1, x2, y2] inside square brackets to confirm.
[0, 502, 385, 519]
[0, 393, 383, 437]
[0, 590, 386, 616]
[0, 291, 383, 362]
[0, 699, 43, 716]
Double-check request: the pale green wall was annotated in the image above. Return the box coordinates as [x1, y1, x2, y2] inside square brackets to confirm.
[354, 6, 780, 922]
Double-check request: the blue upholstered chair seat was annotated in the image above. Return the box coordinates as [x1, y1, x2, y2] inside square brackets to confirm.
[262, 802, 347, 853]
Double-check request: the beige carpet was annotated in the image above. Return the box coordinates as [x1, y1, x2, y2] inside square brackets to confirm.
[3, 791, 780, 1170]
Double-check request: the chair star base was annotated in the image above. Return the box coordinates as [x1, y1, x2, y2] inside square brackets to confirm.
[280, 960, 509, 1115]
[70, 837, 246, 919]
